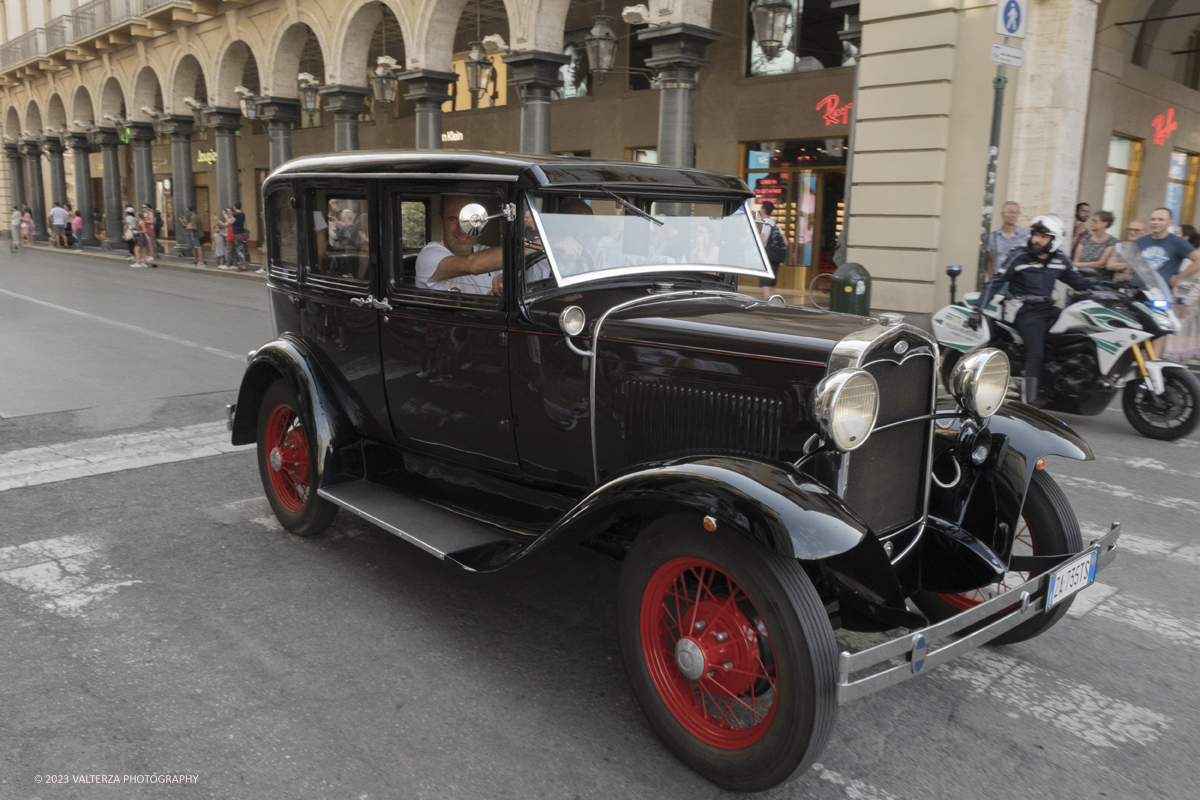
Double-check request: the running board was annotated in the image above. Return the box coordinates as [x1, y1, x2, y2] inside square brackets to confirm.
[317, 480, 509, 560]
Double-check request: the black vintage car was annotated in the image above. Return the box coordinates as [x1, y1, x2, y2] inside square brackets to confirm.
[229, 151, 1120, 791]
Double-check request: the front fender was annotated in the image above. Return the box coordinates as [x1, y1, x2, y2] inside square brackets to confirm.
[987, 402, 1093, 488]
[1136, 358, 1188, 395]
[231, 336, 364, 487]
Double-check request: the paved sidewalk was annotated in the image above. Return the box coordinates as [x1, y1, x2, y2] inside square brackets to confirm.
[18, 241, 267, 283]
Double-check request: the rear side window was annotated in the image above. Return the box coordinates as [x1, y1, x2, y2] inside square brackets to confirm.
[267, 188, 298, 279]
[309, 190, 372, 286]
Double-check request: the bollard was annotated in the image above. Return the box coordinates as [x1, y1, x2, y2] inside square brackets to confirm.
[830, 262, 872, 316]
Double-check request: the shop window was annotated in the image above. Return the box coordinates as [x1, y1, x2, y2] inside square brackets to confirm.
[746, 0, 860, 78]
[442, 52, 508, 112]
[626, 148, 658, 163]
[1165, 150, 1199, 227]
[554, 30, 592, 100]
[300, 108, 322, 130]
[1102, 136, 1143, 237]
[629, 24, 656, 91]
[1186, 29, 1200, 90]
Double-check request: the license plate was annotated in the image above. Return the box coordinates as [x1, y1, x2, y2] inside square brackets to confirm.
[1045, 549, 1099, 610]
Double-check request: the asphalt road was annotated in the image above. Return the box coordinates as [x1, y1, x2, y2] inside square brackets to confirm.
[2, 246, 1197, 799]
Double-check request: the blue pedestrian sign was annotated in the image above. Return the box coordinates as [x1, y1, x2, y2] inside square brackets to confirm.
[996, 0, 1028, 39]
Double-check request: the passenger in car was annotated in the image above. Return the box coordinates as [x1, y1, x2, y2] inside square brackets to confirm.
[416, 195, 504, 294]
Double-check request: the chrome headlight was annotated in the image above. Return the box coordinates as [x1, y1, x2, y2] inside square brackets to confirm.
[951, 349, 1009, 417]
[814, 369, 880, 451]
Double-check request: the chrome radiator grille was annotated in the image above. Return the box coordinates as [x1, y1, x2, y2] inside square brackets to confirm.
[616, 376, 783, 464]
[842, 353, 935, 534]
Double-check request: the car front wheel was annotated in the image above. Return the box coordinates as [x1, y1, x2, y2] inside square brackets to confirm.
[256, 379, 338, 536]
[616, 517, 838, 792]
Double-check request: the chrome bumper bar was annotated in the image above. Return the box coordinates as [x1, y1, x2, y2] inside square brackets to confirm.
[837, 522, 1121, 704]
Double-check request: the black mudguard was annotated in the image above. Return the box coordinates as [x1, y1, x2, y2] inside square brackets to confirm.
[230, 335, 365, 487]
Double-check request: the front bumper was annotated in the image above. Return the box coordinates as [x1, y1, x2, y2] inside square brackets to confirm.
[837, 522, 1121, 703]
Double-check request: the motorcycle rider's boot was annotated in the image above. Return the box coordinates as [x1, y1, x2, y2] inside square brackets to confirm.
[1023, 377, 1040, 406]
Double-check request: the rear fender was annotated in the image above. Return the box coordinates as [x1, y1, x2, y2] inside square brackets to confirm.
[231, 336, 364, 487]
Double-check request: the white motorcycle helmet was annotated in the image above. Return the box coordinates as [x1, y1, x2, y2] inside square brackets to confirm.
[1028, 214, 1066, 254]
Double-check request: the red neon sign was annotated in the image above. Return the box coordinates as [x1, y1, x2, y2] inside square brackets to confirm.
[816, 94, 852, 126]
[1152, 108, 1178, 146]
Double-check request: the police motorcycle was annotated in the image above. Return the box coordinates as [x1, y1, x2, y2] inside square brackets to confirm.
[932, 242, 1200, 440]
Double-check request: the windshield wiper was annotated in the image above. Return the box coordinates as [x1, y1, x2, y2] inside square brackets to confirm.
[601, 189, 665, 227]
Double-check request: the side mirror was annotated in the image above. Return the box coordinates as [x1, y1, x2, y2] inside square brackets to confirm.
[458, 203, 490, 236]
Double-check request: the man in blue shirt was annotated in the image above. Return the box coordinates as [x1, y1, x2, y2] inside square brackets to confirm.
[1137, 207, 1200, 287]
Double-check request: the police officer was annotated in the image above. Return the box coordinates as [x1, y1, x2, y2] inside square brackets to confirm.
[968, 214, 1095, 405]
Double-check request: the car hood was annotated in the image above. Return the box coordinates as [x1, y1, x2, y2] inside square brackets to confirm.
[598, 294, 874, 366]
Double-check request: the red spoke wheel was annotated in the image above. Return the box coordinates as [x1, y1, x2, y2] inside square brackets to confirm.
[256, 379, 338, 536]
[617, 516, 838, 792]
[913, 468, 1083, 645]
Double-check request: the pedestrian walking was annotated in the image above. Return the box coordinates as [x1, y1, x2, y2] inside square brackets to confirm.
[48, 202, 70, 248]
[124, 206, 139, 261]
[181, 206, 206, 265]
[21, 205, 32, 246]
[130, 215, 150, 268]
[1073, 210, 1120, 272]
[212, 213, 227, 268]
[142, 204, 158, 265]
[230, 202, 248, 272]
[986, 201, 1029, 280]
[10, 206, 21, 251]
[756, 200, 788, 300]
[72, 211, 83, 250]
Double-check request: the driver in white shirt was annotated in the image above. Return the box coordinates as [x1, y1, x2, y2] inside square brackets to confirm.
[416, 195, 504, 294]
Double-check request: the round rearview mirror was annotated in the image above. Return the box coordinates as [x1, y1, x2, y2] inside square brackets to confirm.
[458, 203, 489, 237]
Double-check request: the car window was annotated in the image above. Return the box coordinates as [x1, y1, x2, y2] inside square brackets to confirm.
[309, 191, 371, 286]
[387, 188, 504, 309]
[267, 188, 298, 280]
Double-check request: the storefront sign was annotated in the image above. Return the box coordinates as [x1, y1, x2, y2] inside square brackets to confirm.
[1152, 108, 1177, 146]
[197, 150, 218, 164]
[816, 95, 852, 126]
[441, 130, 464, 143]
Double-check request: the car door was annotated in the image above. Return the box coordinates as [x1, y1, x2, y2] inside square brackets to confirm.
[298, 180, 391, 440]
[378, 181, 520, 475]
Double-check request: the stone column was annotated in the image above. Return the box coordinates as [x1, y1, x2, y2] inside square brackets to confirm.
[160, 115, 195, 256]
[639, 24, 719, 168]
[5, 142, 25, 213]
[67, 132, 99, 247]
[399, 70, 458, 150]
[128, 121, 156, 212]
[258, 98, 301, 169]
[20, 140, 48, 241]
[42, 137, 68, 207]
[94, 128, 125, 250]
[206, 108, 242, 212]
[318, 85, 370, 152]
[502, 51, 569, 155]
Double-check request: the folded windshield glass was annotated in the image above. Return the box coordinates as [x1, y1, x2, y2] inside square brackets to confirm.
[524, 192, 773, 288]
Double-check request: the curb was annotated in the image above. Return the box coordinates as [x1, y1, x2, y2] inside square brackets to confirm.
[20, 243, 268, 283]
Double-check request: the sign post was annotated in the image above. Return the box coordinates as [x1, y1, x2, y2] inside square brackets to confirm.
[976, 0, 1027, 290]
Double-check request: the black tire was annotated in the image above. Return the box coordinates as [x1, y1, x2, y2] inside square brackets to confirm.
[940, 349, 963, 394]
[616, 517, 838, 792]
[913, 469, 1083, 645]
[1122, 367, 1200, 441]
[256, 379, 338, 536]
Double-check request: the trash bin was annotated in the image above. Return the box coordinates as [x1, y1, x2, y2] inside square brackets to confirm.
[830, 262, 871, 316]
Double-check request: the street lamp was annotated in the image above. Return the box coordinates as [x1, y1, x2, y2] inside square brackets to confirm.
[584, 13, 618, 74]
[370, 56, 400, 108]
[183, 96, 208, 133]
[298, 73, 321, 125]
[750, 0, 793, 60]
[463, 41, 494, 96]
[235, 85, 259, 120]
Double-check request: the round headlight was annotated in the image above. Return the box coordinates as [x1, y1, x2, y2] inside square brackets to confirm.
[814, 369, 880, 451]
[559, 306, 586, 336]
[951, 349, 1010, 417]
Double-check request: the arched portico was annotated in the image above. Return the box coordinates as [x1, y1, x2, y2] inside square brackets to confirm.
[5, 106, 26, 217]
[67, 86, 99, 248]
[21, 99, 48, 240]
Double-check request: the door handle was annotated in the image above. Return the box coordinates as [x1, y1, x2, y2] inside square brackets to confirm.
[350, 294, 375, 307]
[371, 297, 393, 312]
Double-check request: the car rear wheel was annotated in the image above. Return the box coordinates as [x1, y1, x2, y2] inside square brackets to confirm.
[913, 469, 1082, 645]
[256, 379, 338, 536]
[616, 517, 838, 792]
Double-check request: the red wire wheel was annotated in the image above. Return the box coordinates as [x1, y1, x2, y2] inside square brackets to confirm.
[263, 402, 311, 513]
[639, 557, 779, 749]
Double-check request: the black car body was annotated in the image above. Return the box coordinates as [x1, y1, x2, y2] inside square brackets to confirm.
[230, 151, 1120, 791]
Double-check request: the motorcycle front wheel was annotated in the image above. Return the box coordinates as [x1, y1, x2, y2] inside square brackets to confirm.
[1122, 368, 1200, 440]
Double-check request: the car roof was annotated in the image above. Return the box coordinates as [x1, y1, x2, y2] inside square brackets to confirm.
[266, 149, 750, 194]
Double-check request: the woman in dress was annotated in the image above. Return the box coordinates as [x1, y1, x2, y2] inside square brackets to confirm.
[212, 212, 227, 268]
[21, 205, 32, 246]
[132, 216, 150, 267]
[1072, 210, 1120, 273]
[141, 204, 157, 265]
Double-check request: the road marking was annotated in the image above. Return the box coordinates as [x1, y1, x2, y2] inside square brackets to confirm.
[0, 287, 244, 361]
[1054, 474, 1200, 517]
[0, 421, 249, 492]
[1082, 522, 1200, 567]
[812, 763, 901, 800]
[0, 533, 139, 618]
[1066, 581, 1120, 618]
[939, 649, 1170, 748]
[1103, 455, 1200, 478]
[1064, 577, 1200, 650]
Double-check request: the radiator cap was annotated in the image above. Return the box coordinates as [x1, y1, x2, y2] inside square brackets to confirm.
[878, 312, 904, 327]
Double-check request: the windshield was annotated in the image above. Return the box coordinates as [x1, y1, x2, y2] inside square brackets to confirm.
[1116, 241, 1182, 327]
[523, 192, 773, 289]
